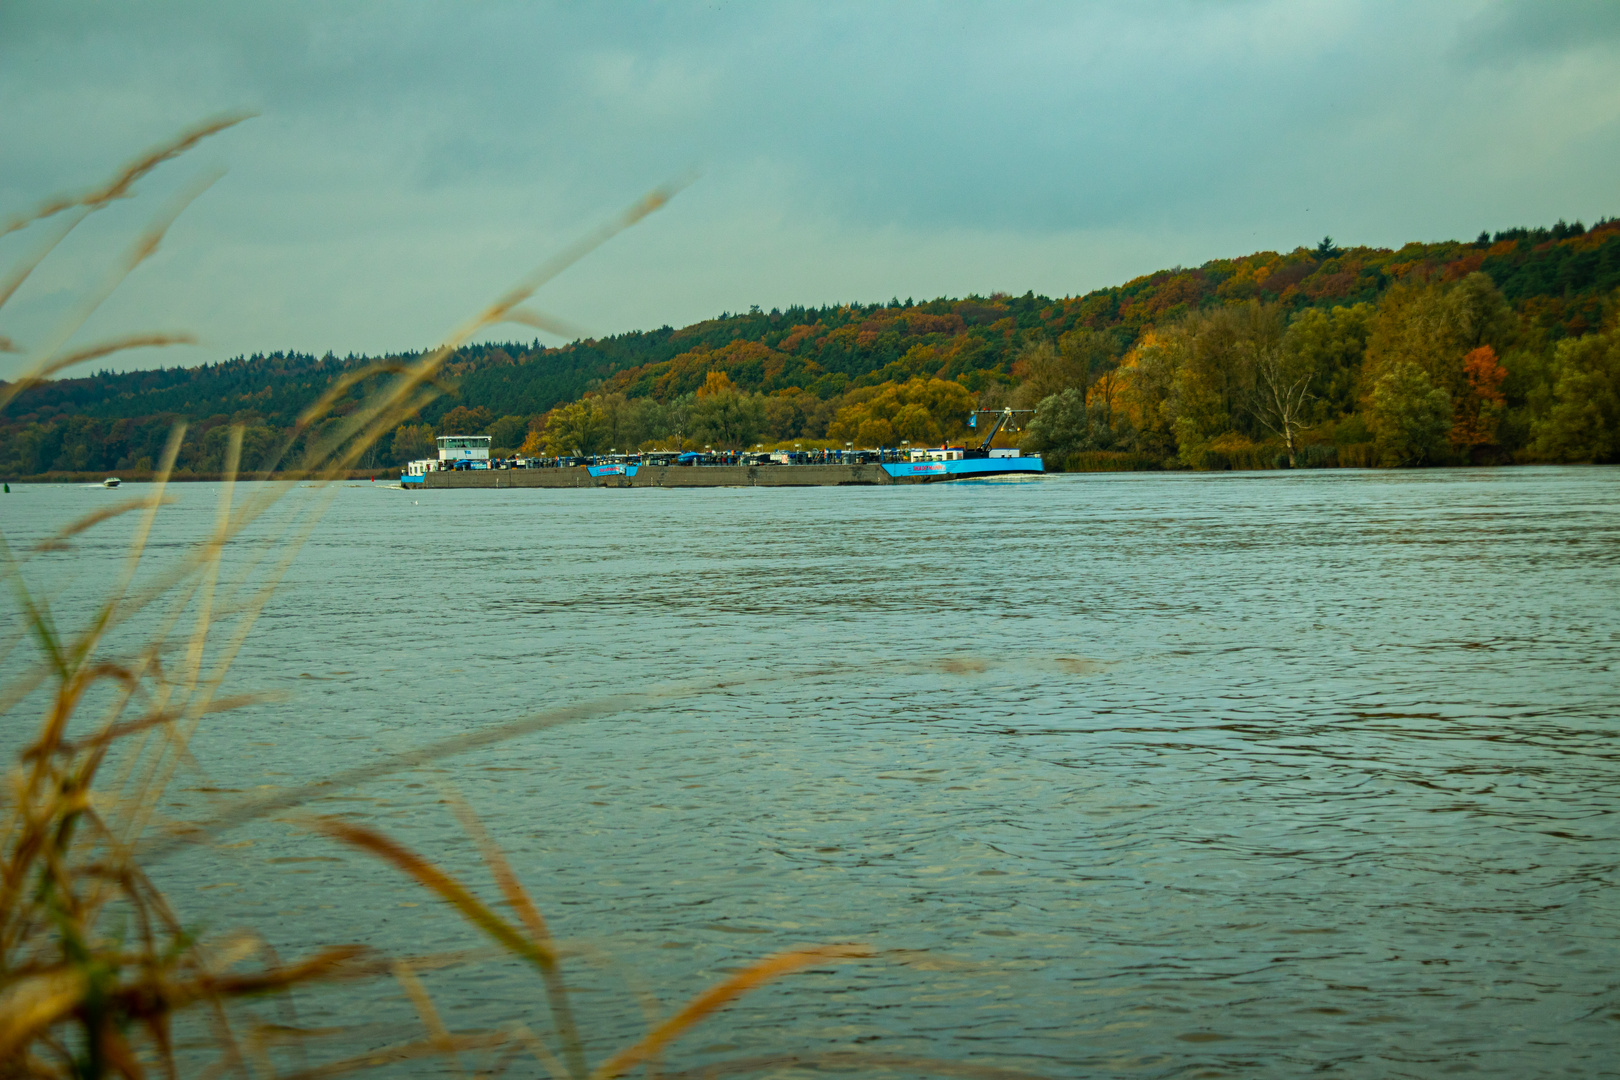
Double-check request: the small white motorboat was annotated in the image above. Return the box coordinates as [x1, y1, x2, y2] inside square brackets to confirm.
[102, 477, 121, 488]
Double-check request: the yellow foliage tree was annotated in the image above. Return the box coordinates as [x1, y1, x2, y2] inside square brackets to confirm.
[696, 370, 737, 398]
[541, 399, 605, 456]
[855, 418, 896, 446]
[826, 377, 970, 446]
[1112, 330, 1181, 458]
[892, 402, 939, 443]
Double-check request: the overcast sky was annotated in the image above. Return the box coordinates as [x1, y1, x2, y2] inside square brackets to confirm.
[2, 1, 1617, 377]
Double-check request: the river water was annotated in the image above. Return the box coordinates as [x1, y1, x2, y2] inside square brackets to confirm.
[4, 468, 1618, 1078]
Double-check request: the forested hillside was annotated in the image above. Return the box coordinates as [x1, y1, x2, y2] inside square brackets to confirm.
[4, 218, 1618, 476]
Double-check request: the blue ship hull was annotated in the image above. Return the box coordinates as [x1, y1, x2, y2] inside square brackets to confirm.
[879, 457, 1044, 480]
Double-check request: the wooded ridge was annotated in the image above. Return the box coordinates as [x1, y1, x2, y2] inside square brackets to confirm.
[4, 218, 1618, 475]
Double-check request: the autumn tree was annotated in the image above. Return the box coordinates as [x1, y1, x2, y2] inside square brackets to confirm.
[590, 393, 638, 451]
[240, 423, 281, 472]
[1360, 272, 1518, 465]
[1249, 335, 1314, 467]
[892, 401, 941, 444]
[1449, 346, 1508, 453]
[1363, 272, 1514, 406]
[437, 404, 494, 436]
[1369, 362, 1451, 466]
[763, 390, 815, 441]
[197, 422, 280, 473]
[1008, 331, 1116, 410]
[542, 399, 605, 456]
[1529, 325, 1620, 462]
[624, 396, 670, 449]
[1119, 300, 1286, 467]
[689, 386, 765, 448]
[854, 418, 896, 446]
[1114, 331, 1181, 461]
[697, 370, 738, 398]
[486, 414, 529, 455]
[391, 422, 436, 463]
[827, 377, 971, 446]
[1282, 302, 1374, 421]
[1175, 302, 1282, 458]
[657, 394, 696, 448]
[1087, 361, 1125, 428]
[971, 381, 1012, 416]
[796, 393, 840, 440]
[1110, 302, 1286, 466]
[1020, 388, 1097, 464]
[1062, 329, 1122, 388]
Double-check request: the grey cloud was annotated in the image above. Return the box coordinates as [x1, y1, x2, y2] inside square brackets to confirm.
[0, 1, 1615, 371]
[1458, 0, 1620, 64]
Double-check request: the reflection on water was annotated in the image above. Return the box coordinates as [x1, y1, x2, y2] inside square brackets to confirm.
[5, 467, 1618, 1077]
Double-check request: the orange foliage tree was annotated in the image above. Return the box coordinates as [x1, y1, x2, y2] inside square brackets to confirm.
[1450, 345, 1508, 449]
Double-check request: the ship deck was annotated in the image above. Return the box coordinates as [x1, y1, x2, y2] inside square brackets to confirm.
[405, 459, 1043, 489]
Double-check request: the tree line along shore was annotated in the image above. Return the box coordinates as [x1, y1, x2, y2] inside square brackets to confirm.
[4, 219, 1618, 478]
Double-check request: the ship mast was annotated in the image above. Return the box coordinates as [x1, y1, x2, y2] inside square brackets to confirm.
[969, 407, 1034, 451]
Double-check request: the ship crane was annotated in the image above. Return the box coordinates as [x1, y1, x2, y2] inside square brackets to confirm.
[969, 407, 1035, 452]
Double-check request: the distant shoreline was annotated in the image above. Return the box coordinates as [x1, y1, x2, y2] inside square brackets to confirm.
[9, 460, 1610, 485]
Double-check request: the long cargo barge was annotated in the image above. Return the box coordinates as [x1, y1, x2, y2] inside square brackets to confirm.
[408, 455, 1042, 490]
[403, 407, 1044, 489]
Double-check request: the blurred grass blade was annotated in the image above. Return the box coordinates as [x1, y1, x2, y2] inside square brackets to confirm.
[1, 172, 221, 417]
[3, 333, 196, 401]
[393, 960, 467, 1080]
[443, 178, 690, 353]
[312, 818, 557, 971]
[508, 1023, 572, 1080]
[277, 1032, 512, 1080]
[54, 691, 264, 758]
[589, 945, 873, 1080]
[448, 792, 585, 1078]
[0, 207, 89, 317]
[503, 306, 587, 341]
[30, 495, 178, 554]
[0, 969, 86, 1062]
[446, 793, 552, 948]
[138, 688, 688, 860]
[0, 112, 251, 238]
[291, 361, 422, 430]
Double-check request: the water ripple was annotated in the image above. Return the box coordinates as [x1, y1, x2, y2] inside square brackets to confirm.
[4, 466, 1617, 1077]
